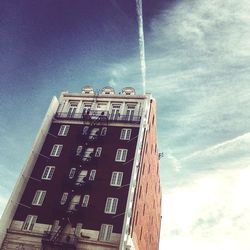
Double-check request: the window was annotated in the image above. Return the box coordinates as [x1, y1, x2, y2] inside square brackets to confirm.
[51, 220, 60, 232]
[152, 115, 155, 125]
[82, 148, 94, 161]
[115, 149, 127, 162]
[120, 128, 132, 140]
[97, 102, 107, 109]
[142, 163, 145, 175]
[82, 195, 90, 207]
[82, 126, 89, 135]
[68, 195, 81, 211]
[69, 168, 76, 179]
[139, 185, 142, 198]
[42, 166, 55, 180]
[76, 146, 83, 156]
[95, 147, 102, 157]
[104, 197, 118, 214]
[100, 127, 107, 136]
[110, 104, 120, 120]
[89, 170, 96, 181]
[75, 223, 83, 236]
[32, 190, 46, 206]
[50, 144, 63, 157]
[22, 215, 37, 231]
[67, 102, 78, 117]
[60, 192, 68, 205]
[89, 128, 100, 140]
[99, 224, 113, 241]
[135, 211, 139, 225]
[139, 226, 143, 240]
[110, 172, 123, 187]
[82, 103, 92, 115]
[126, 106, 135, 121]
[58, 125, 70, 136]
[76, 170, 88, 185]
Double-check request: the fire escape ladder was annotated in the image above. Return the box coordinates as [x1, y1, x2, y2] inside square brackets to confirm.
[50, 217, 69, 242]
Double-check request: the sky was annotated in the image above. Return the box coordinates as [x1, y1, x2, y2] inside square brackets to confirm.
[1, 0, 250, 249]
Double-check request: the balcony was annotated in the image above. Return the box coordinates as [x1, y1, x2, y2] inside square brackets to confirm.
[55, 110, 141, 124]
[42, 232, 78, 250]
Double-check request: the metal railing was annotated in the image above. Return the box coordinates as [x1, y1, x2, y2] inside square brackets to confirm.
[42, 231, 78, 248]
[55, 110, 141, 124]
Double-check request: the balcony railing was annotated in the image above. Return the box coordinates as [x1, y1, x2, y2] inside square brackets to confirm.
[42, 231, 78, 249]
[55, 111, 141, 124]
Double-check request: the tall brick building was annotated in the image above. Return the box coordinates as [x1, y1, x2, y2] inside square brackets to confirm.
[0, 86, 161, 250]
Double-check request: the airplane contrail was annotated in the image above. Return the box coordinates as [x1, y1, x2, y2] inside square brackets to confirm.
[135, 0, 146, 94]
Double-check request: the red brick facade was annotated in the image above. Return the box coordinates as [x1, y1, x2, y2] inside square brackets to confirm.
[130, 100, 162, 250]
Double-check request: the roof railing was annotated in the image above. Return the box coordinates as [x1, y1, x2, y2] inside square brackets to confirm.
[55, 110, 141, 124]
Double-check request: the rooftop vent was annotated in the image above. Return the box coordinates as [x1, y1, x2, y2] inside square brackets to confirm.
[82, 86, 95, 95]
[122, 87, 135, 96]
[101, 86, 115, 95]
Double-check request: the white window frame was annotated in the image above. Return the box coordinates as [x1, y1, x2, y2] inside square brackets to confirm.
[82, 148, 94, 161]
[89, 170, 96, 181]
[126, 105, 135, 121]
[75, 223, 83, 236]
[50, 144, 63, 157]
[60, 192, 68, 205]
[69, 168, 76, 179]
[104, 197, 118, 214]
[58, 125, 70, 136]
[76, 170, 88, 185]
[51, 220, 60, 232]
[95, 147, 102, 157]
[99, 224, 113, 241]
[67, 102, 78, 117]
[68, 195, 81, 211]
[115, 149, 128, 162]
[83, 103, 92, 115]
[110, 104, 120, 120]
[22, 215, 37, 231]
[82, 126, 89, 135]
[120, 128, 132, 140]
[41, 166, 55, 180]
[76, 146, 83, 156]
[32, 190, 46, 206]
[110, 172, 123, 187]
[89, 128, 100, 140]
[97, 102, 107, 109]
[100, 127, 107, 136]
[82, 195, 90, 207]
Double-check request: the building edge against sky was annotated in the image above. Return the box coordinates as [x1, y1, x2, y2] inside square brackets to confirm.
[0, 86, 162, 250]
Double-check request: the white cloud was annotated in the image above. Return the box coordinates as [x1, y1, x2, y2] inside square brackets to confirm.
[146, 0, 250, 160]
[182, 132, 250, 167]
[160, 166, 250, 250]
[148, 2, 250, 248]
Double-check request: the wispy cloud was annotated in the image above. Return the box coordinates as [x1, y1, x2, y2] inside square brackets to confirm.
[144, 0, 250, 159]
[145, 0, 250, 248]
[181, 132, 250, 167]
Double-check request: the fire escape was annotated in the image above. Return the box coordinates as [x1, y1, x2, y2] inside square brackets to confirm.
[42, 110, 108, 250]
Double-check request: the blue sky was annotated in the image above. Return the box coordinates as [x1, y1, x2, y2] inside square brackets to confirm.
[1, 0, 250, 249]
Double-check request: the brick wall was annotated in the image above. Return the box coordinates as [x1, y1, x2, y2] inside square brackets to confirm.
[130, 100, 162, 250]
